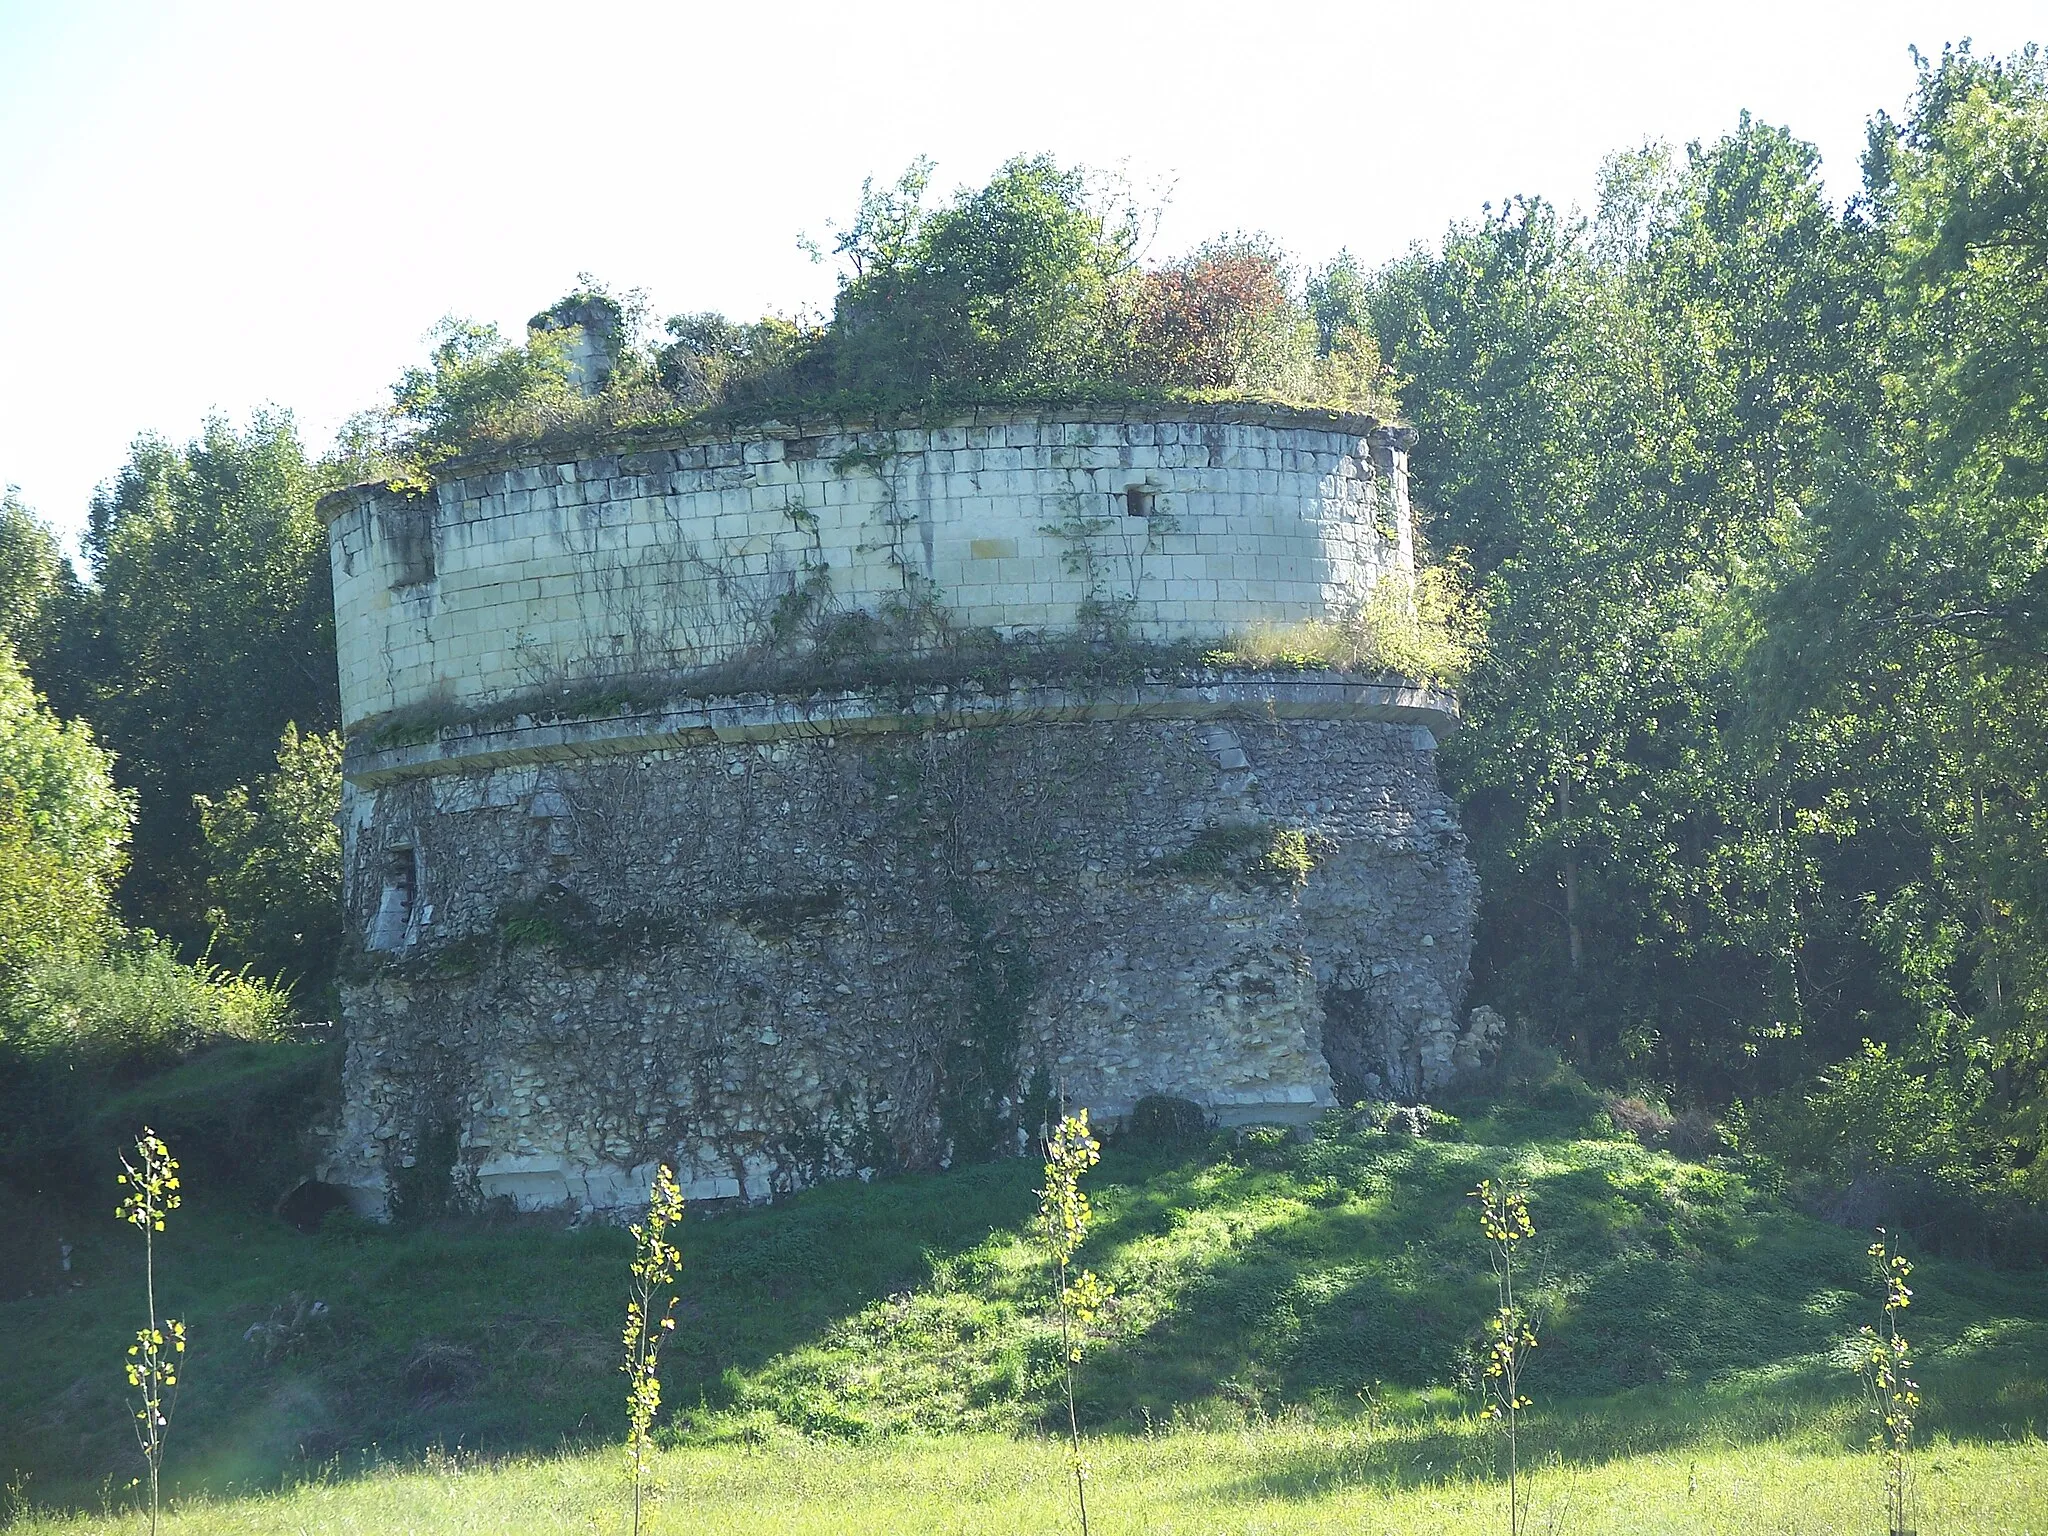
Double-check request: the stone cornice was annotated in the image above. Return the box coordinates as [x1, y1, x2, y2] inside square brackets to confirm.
[342, 673, 1460, 787]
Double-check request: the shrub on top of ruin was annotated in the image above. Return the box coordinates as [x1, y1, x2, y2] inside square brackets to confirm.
[392, 317, 587, 452]
[1215, 557, 1488, 688]
[351, 161, 1411, 476]
[1125, 237, 1399, 416]
[824, 156, 1145, 401]
[656, 312, 822, 411]
[358, 276, 683, 481]
[1127, 235, 1303, 392]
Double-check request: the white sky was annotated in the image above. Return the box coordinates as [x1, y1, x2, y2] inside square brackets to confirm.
[1, 0, 2038, 549]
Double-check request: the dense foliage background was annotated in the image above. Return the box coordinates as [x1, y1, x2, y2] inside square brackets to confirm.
[0, 44, 2042, 1239]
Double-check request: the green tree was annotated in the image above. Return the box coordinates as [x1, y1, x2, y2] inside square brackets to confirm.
[1750, 44, 2048, 1177]
[196, 723, 342, 998]
[1370, 119, 1886, 1092]
[0, 787, 113, 986]
[827, 156, 1142, 398]
[0, 640, 130, 900]
[0, 490, 72, 669]
[78, 413, 338, 944]
[0, 642, 124, 1011]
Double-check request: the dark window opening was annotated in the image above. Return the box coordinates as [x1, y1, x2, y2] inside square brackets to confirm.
[391, 521, 436, 587]
[381, 497, 437, 589]
[1125, 486, 1156, 518]
[368, 846, 418, 951]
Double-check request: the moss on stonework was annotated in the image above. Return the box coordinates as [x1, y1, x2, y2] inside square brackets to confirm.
[1148, 821, 1332, 889]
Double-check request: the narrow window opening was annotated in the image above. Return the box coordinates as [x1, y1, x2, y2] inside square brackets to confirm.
[391, 520, 436, 587]
[381, 497, 437, 589]
[1125, 486, 1155, 518]
[368, 846, 418, 951]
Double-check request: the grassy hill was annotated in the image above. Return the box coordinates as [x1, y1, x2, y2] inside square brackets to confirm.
[3, 1050, 2045, 1529]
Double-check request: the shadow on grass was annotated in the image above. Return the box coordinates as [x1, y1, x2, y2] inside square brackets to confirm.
[0, 1157, 1042, 1511]
[6, 1120, 2045, 1514]
[1075, 1133, 2048, 1455]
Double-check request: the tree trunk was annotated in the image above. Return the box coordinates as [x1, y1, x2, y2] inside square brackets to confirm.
[1557, 776, 1583, 971]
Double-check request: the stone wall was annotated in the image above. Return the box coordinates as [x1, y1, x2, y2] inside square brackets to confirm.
[319, 406, 1480, 1219]
[319, 406, 1415, 733]
[324, 681, 1478, 1216]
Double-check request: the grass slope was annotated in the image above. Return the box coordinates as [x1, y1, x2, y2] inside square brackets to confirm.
[3, 1081, 2044, 1520]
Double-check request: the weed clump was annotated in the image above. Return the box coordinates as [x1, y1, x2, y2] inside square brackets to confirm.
[1212, 561, 1487, 689]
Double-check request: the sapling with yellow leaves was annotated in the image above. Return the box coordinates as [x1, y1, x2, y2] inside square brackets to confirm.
[1473, 1179, 1539, 1536]
[1860, 1229, 1920, 1536]
[116, 1128, 185, 1536]
[622, 1164, 685, 1536]
[1040, 1111, 1115, 1536]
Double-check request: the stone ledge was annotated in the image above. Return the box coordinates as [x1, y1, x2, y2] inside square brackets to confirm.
[342, 673, 1460, 787]
[314, 399, 1398, 524]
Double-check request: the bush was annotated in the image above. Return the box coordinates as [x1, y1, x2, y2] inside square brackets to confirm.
[0, 937, 289, 1069]
[1128, 237, 1308, 392]
[1601, 1092, 1723, 1159]
[1216, 561, 1488, 689]
[1749, 1041, 1987, 1188]
[1738, 1041, 2048, 1262]
[0, 940, 306, 1205]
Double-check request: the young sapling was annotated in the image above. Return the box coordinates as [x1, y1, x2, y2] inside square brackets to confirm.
[1473, 1179, 1539, 1536]
[1039, 1111, 1115, 1536]
[622, 1163, 685, 1536]
[116, 1128, 186, 1536]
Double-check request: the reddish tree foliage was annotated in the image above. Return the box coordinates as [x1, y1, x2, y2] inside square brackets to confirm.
[1128, 240, 1298, 390]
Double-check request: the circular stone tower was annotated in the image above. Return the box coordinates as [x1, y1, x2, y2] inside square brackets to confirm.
[317, 404, 1478, 1216]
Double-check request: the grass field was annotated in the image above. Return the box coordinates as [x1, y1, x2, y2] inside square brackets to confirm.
[4, 1052, 2045, 1528]
[7, 1428, 2048, 1534]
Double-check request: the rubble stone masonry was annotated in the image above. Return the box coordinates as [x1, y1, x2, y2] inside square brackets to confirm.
[318, 406, 1482, 1216]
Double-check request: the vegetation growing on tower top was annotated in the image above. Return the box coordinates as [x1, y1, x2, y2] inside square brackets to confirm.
[344, 156, 1402, 483]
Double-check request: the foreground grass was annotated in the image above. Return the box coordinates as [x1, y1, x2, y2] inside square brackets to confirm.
[6, 1067, 2047, 1511]
[8, 1427, 2048, 1535]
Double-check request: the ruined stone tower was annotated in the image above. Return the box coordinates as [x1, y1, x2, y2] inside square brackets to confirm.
[317, 405, 1479, 1216]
